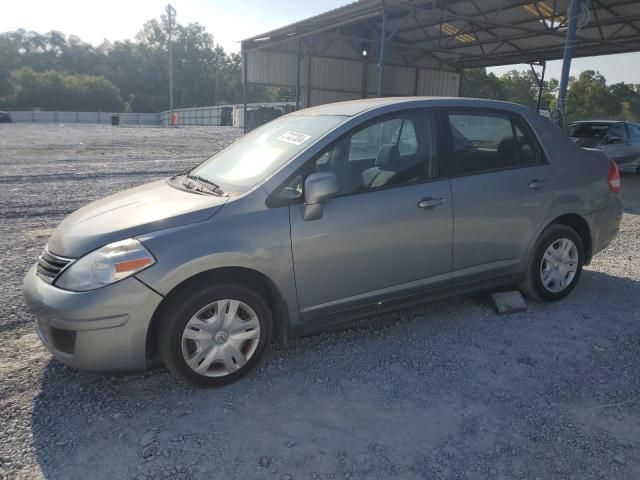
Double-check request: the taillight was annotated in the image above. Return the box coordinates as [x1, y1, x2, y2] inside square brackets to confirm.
[608, 161, 621, 193]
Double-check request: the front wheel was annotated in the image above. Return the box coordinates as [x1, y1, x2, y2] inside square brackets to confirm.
[521, 224, 584, 302]
[157, 283, 273, 387]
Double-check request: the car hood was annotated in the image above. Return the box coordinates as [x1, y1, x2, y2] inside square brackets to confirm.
[47, 179, 229, 258]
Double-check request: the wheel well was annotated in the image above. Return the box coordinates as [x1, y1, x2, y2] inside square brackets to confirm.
[145, 267, 290, 359]
[550, 214, 593, 264]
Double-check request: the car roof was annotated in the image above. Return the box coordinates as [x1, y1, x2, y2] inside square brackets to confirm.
[290, 97, 530, 117]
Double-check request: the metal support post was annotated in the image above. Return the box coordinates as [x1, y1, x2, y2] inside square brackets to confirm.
[378, 9, 388, 97]
[555, 0, 582, 126]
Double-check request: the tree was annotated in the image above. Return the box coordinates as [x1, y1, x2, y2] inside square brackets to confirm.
[499, 70, 538, 107]
[0, 21, 252, 112]
[540, 77, 559, 111]
[609, 82, 640, 121]
[11, 67, 123, 111]
[460, 68, 504, 100]
[565, 70, 621, 123]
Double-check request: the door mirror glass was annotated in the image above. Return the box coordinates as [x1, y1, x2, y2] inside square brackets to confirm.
[304, 172, 340, 205]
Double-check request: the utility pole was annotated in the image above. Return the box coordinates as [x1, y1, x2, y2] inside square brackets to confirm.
[166, 4, 176, 125]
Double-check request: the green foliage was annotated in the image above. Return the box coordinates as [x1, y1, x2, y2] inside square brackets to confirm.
[0, 21, 250, 112]
[461, 67, 640, 122]
[564, 70, 620, 123]
[500, 70, 538, 107]
[10, 68, 123, 111]
[608, 82, 640, 122]
[460, 68, 504, 100]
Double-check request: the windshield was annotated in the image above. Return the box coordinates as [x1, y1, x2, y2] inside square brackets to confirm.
[189, 114, 345, 193]
[566, 123, 611, 140]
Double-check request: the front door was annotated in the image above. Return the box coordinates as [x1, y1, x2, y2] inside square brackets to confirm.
[287, 109, 453, 320]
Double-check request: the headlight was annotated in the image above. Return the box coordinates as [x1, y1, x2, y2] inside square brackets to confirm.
[55, 238, 155, 291]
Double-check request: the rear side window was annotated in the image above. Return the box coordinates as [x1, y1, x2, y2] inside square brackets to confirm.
[629, 124, 640, 141]
[447, 110, 544, 175]
[512, 116, 543, 166]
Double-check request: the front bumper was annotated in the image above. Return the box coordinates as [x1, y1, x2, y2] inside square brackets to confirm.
[23, 266, 163, 372]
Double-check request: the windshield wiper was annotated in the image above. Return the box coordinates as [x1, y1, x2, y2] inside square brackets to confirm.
[183, 173, 226, 196]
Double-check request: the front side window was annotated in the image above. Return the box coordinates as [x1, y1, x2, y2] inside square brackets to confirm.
[448, 110, 544, 175]
[349, 118, 419, 161]
[279, 110, 437, 200]
[608, 123, 628, 143]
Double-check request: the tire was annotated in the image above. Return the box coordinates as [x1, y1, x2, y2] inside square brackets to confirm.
[157, 283, 273, 387]
[520, 224, 584, 302]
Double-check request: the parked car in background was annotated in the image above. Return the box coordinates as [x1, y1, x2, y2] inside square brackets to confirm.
[23, 98, 622, 387]
[567, 120, 640, 173]
[0, 111, 12, 123]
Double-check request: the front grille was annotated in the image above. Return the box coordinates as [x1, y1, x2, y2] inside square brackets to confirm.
[37, 247, 74, 284]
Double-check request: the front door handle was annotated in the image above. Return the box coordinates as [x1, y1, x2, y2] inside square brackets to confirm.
[528, 179, 549, 190]
[418, 197, 446, 210]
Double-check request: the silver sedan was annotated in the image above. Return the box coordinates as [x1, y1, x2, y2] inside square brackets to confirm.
[567, 120, 640, 173]
[24, 97, 623, 387]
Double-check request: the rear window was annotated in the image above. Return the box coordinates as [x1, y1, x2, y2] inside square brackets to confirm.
[566, 123, 611, 139]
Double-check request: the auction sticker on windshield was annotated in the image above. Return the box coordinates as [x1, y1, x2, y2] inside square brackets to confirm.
[278, 131, 311, 146]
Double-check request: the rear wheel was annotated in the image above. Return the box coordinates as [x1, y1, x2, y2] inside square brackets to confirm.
[521, 224, 584, 302]
[157, 283, 272, 387]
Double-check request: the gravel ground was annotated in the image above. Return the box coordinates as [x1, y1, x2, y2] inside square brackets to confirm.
[1, 124, 639, 480]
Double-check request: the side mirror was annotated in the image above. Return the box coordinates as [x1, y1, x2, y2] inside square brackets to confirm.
[303, 172, 340, 221]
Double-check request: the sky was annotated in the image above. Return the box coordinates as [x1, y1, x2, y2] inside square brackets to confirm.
[2, 0, 640, 84]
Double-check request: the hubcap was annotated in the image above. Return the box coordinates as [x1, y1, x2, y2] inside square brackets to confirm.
[540, 238, 579, 293]
[181, 299, 261, 377]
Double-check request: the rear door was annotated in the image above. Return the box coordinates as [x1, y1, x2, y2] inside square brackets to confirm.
[445, 108, 554, 281]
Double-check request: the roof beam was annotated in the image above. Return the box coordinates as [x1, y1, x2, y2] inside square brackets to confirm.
[394, 0, 639, 48]
[242, 9, 383, 52]
[454, 35, 640, 68]
[312, 30, 468, 68]
[590, 0, 640, 36]
[403, 5, 639, 52]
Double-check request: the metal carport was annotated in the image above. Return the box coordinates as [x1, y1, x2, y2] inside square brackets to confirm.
[240, 0, 640, 127]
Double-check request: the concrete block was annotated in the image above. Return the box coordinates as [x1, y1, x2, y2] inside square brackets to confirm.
[491, 290, 527, 315]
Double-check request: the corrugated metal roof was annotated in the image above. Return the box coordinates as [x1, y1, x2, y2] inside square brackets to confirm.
[242, 0, 640, 69]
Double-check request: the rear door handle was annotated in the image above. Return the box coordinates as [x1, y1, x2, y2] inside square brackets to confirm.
[418, 197, 446, 210]
[528, 179, 549, 190]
